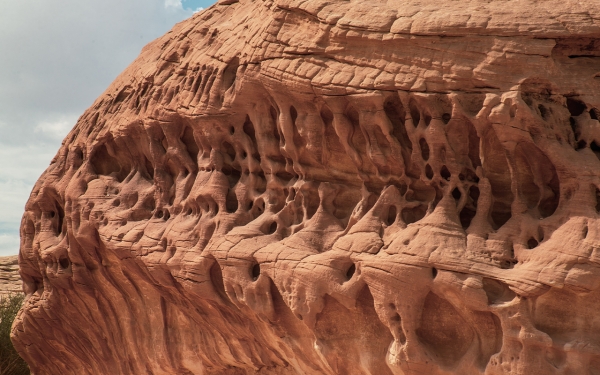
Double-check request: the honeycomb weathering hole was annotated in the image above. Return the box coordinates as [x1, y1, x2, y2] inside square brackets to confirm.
[251, 263, 260, 281]
[345, 264, 356, 280]
[14, 2, 600, 375]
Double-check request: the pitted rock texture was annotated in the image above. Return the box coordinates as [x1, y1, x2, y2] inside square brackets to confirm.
[0, 256, 22, 298]
[13, 0, 600, 374]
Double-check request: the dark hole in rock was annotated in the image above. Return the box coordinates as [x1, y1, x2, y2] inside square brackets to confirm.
[441, 165, 451, 180]
[251, 263, 260, 281]
[432, 267, 438, 278]
[268, 221, 277, 234]
[402, 205, 427, 224]
[391, 313, 401, 322]
[210, 260, 229, 302]
[386, 205, 397, 226]
[424, 111, 432, 127]
[577, 140, 587, 150]
[241, 151, 247, 159]
[229, 126, 235, 135]
[187, 208, 193, 215]
[163, 210, 170, 221]
[276, 171, 295, 182]
[482, 278, 515, 305]
[50, 211, 56, 218]
[243, 115, 257, 146]
[591, 108, 600, 120]
[157, 211, 164, 219]
[290, 106, 298, 125]
[538, 188, 560, 218]
[583, 225, 589, 239]
[570, 117, 581, 143]
[346, 264, 356, 280]
[397, 183, 408, 196]
[469, 186, 480, 202]
[225, 189, 238, 213]
[591, 141, 600, 161]
[595, 186, 600, 213]
[181, 126, 199, 163]
[566, 98, 587, 116]
[225, 167, 241, 188]
[247, 200, 253, 210]
[91, 143, 125, 180]
[419, 138, 430, 161]
[222, 141, 236, 161]
[409, 98, 421, 126]
[442, 113, 451, 124]
[527, 238, 539, 249]
[385, 95, 412, 173]
[459, 207, 477, 230]
[452, 188, 462, 201]
[144, 156, 154, 180]
[538, 104, 550, 120]
[491, 202, 512, 229]
[113, 199, 120, 207]
[59, 257, 69, 269]
[425, 164, 434, 179]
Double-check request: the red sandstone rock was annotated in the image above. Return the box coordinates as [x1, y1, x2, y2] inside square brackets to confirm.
[12, 0, 600, 374]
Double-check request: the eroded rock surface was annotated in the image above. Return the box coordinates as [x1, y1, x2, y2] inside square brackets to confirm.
[0, 256, 22, 298]
[13, 0, 600, 374]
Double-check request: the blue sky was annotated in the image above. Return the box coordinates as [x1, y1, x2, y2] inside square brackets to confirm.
[183, 0, 213, 10]
[0, 0, 216, 255]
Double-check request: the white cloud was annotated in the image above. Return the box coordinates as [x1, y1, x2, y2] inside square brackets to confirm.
[34, 114, 79, 141]
[165, 0, 183, 9]
[165, 0, 184, 10]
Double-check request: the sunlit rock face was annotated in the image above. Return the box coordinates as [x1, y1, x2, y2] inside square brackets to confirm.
[12, 0, 600, 374]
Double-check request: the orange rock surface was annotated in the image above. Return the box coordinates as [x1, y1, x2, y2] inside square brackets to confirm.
[13, 0, 600, 374]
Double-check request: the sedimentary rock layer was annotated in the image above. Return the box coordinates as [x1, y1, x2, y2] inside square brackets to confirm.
[0, 256, 22, 298]
[13, 0, 600, 374]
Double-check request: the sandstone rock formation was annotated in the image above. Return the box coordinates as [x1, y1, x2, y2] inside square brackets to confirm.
[0, 256, 22, 298]
[12, 0, 600, 374]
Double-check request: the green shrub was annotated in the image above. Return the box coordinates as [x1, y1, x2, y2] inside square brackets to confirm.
[0, 294, 29, 375]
